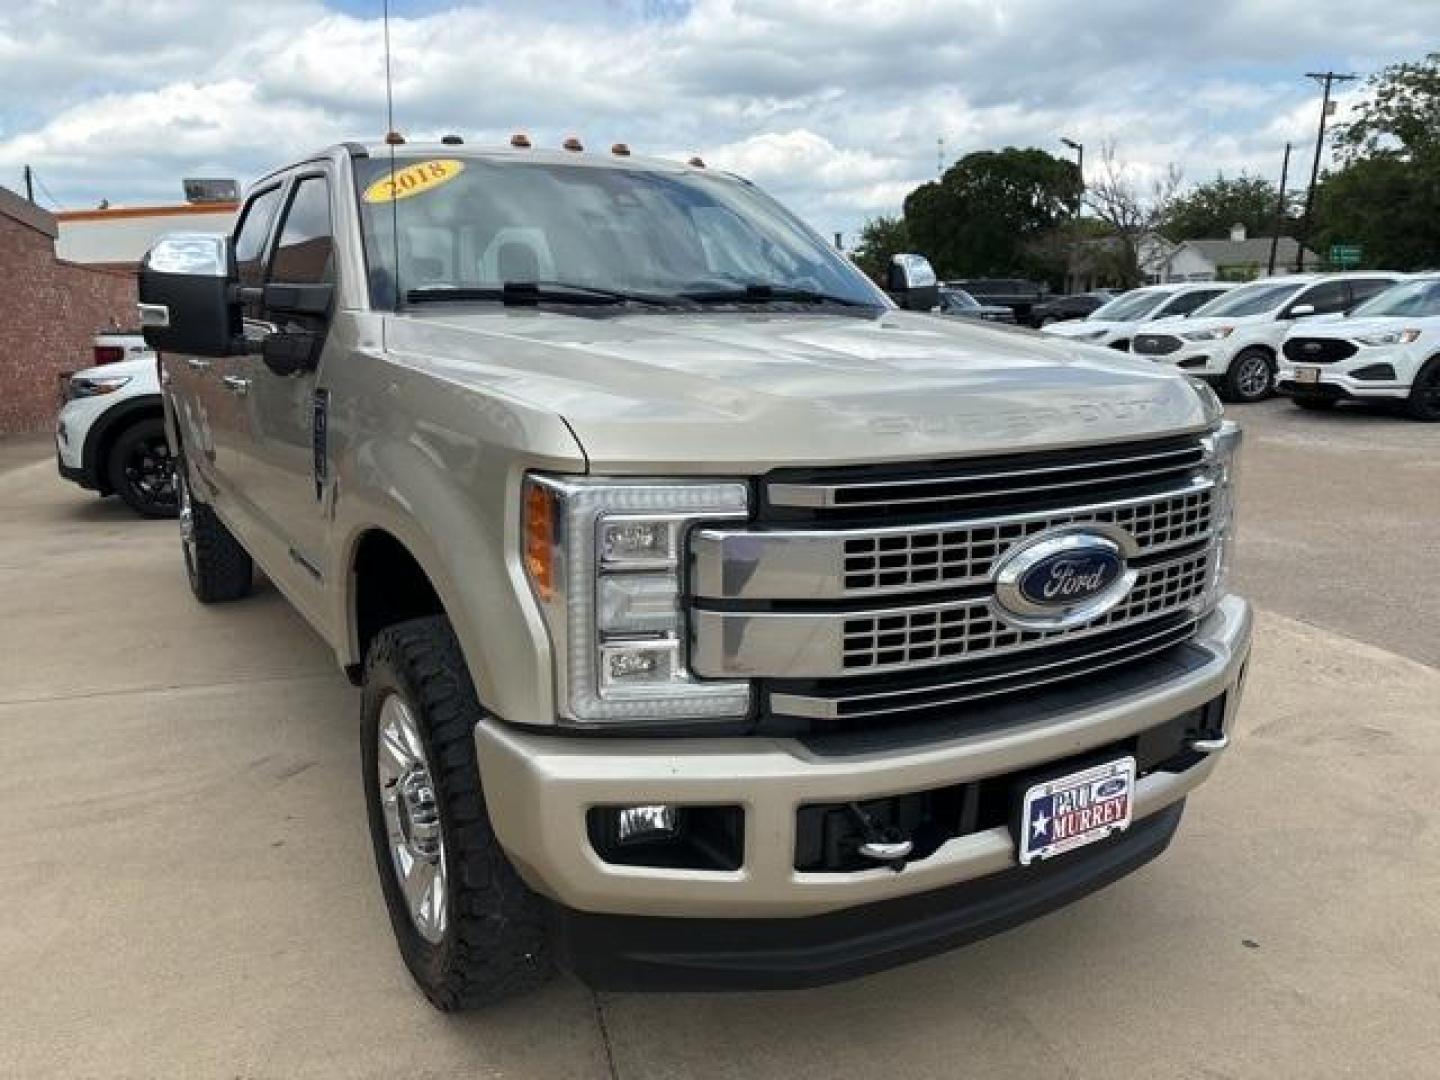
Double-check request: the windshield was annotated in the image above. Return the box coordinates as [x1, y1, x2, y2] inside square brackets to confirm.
[1349, 278, 1440, 318]
[354, 155, 888, 309]
[1089, 289, 1172, 321]
[1191, 281, 1304, 318]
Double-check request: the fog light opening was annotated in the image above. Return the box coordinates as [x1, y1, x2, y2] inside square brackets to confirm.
[588, 804, 744, 871]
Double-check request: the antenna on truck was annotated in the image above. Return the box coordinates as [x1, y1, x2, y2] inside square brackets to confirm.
[383, 0, 402, 311]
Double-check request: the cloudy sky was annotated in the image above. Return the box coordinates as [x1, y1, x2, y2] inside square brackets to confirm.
[1, 0, 1436, 241]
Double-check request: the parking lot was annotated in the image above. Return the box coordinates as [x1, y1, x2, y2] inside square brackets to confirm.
[2, 398, 1437, 1079]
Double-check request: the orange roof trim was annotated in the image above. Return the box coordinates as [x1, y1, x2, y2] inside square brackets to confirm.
[56, 202, 240, 223]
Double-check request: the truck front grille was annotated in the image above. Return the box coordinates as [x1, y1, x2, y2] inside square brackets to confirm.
[1132, 334, 1184, 356]
[1282, 338, 1358, 364]
[841, 486, 1212, 594]
[839, 549, 1208, 673]
[688, 433, 1221, 726]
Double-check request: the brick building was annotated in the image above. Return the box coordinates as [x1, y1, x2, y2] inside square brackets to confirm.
[0, 185, 138, 435]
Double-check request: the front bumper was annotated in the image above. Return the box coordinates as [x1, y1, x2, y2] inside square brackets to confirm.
[550, 799, 1185, 991]
[476, 595, 1251, 920]
[1144, 342, 1234, 377]
[1277, 352, 1417, 401]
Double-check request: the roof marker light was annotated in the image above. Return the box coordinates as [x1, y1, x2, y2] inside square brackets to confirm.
[510, 132, 532, 148]
[563, 136, 584, 152]
[611, 143, 631, 156]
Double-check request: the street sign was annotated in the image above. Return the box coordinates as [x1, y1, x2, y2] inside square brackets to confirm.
[1330, 244, 1362, 267]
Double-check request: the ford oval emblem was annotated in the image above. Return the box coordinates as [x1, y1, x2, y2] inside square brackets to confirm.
[994, 530, 1135, 630]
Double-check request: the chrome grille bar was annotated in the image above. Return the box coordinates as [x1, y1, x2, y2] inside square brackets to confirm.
[767, 438, 1205, 511]
[691, 479, 1215, 601]
[689, 549, 1211, 680]
[770, 617, 1199, 720]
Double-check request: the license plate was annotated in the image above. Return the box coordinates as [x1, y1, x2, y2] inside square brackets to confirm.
[1018, 757, 1135, 866]
[1295, 366, 1321, 384]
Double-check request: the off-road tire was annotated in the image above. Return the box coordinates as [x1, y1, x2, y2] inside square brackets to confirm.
[1291, 395, 1337, 412]
[177, 459, 252, 603]
[1222, 348, 1275, 403]
[107, 417, 179, 519]
[361, 615, 554, 1010]
[1405, 357, 1440, 422]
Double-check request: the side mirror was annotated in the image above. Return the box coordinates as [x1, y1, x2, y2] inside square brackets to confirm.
[1285, 303, 1316, 319]
[886, 253, 941, 312]
[138, 234, 239, 357]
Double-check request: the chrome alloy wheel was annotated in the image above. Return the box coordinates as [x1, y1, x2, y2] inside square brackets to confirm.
[1235, 353, 1271, 399]
[376, 693, 449, 943]
[177, 467, 196, 569]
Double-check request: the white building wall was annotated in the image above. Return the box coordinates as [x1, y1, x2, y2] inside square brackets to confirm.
[1163, 247, 1217, 282]
[56, 209, 237, 265]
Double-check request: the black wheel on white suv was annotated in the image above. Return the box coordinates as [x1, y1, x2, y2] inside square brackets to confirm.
[361, 615, 553, 1010]
[176, 456, 253, 603]
[1406, 358, 1440, 422]
[1223, 348, 1275, 403]
[107, 417, 179, 519]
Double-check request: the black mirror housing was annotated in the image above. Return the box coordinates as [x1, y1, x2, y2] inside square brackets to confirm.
[262, 331, 322, 376]
[885, 253, 941, 312]
[137, 234, 239, 357]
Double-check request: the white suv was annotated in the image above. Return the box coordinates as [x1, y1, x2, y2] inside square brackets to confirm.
[1131, 272, 1404, 402]
[55, 351, 178, 517]
[1040, 282, 1235, 351]
[1278, 274, 1440, 421]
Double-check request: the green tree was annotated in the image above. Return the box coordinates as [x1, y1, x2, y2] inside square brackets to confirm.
[1333, 52, 1440, 162]
[902, 148, 1080, 278]
[1160, 173, 1290, 241]
[850, 214, 909, 283]
[1313, 52, 1440, 270]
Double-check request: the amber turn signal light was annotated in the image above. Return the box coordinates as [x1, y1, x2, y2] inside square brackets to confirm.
[524, 482, 557, 602]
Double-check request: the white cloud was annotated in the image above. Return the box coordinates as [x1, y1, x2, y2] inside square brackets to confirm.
[0, 0, 1434, 240]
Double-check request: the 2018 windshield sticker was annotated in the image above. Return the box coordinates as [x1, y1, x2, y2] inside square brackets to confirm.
[362, 159, 465, 204]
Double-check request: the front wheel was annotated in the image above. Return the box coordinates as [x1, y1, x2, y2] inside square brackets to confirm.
[107, 418, 178, 518]
[1406, 358, 1440, 421]
[176, 458, 252, 603]
[361, 615, 553, 1010]
[1223, 349, 1275, 403]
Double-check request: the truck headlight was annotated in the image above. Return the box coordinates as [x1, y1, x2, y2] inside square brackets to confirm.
[1198, 420, 1242, 614]
[1354, 329, 1420, 346]
[1183, 326, 1233, 342]
[523, 475, 751, 724]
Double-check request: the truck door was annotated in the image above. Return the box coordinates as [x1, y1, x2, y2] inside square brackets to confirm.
[226, 170, 338, 628]
[171, 183, 282, 512]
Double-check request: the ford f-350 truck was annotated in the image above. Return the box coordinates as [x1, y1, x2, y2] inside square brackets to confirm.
[137, 141, 1250, 1010]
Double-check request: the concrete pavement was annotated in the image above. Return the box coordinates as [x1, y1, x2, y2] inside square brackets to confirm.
[1, 401, 1437, 1078]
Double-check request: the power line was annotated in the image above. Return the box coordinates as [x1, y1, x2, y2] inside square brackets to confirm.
[29, 168, 63, 210]
[1296, 70, 1358, 271]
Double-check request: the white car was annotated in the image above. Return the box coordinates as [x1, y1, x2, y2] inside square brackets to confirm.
[1130, 272, 1404, 403]
[1277, 274, 1440, 421]
[1040, 282, 1236, 351]
[55, 352, 178, 518]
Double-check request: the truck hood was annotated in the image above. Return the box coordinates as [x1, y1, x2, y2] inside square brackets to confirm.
[383, 307, 1216, 472]
[1289, 316, 1428, 341]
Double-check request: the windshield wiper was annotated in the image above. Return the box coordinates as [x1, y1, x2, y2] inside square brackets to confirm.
[405, 282, 681, 308]
[678, 284, 878, 308]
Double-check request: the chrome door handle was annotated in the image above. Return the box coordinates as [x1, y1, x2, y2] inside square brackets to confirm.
[221, 375, 251, 396]
[185, 358, 212, 372]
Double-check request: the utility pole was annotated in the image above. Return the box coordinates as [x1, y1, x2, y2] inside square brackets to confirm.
[1060, 137, 1084, 215]
[1296, 71, 1357, 271]
[23, 164, 34, 203]
[937, 136, 945, 179]
[1267, 142, 1291, 276]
